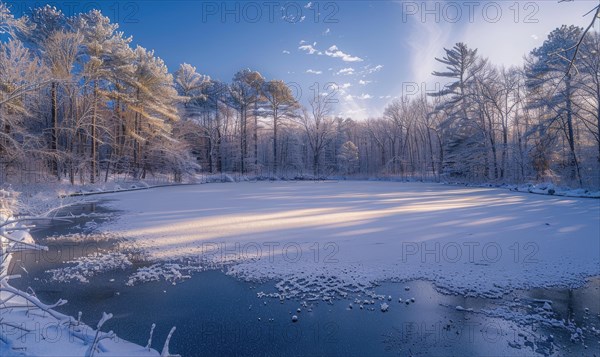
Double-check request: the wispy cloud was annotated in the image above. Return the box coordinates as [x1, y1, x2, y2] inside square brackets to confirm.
[344, 93, 372, 100]
[366, 65, 383, 74]
[306, 69, 322, 75]
[405, 11, 454, 84]
[282, 14, 305, 23]
[336, 67, 355, 75]
[358, 80, 371, 85]
[282, 50, 290, 54]
[298, 41, 322, 55]
[325, 45, 363, 62]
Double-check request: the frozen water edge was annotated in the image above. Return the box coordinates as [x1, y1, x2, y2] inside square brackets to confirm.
[46, 252, 134, 283]
[94, 181, 600, 303]
[1, 190, 179, 357]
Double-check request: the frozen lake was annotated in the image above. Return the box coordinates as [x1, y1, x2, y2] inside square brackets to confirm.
[100, 181, 600, 298]
[9, 181, 600, 356]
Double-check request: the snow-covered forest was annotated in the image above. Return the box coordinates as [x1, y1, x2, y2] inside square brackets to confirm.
[1, 3, 598, 188]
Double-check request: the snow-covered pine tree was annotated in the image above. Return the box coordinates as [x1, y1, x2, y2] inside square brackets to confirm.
[429, 42, 486, 180]
[526, 25, 584, 186]
[130, 46, 183, 179]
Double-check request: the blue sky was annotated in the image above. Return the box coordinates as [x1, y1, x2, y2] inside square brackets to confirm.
[5, 0, 598, 119]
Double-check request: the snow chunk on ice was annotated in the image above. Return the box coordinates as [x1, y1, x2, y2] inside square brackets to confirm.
[47, 252, 132, 283]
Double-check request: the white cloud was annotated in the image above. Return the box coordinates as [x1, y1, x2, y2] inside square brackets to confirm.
[340, 92, 373, 121]
[298, 41, 324, 55]
[323, 28, 331, 36]
[367, 65, 383, 74]
[344, 108, 366, 114]
[325, 45, 364, 62]
[336, 67, 355, 75]
[345, 93, 372, 101]
[306, 69, 322, 75]
[340, 83, 352, 89]
[282, 50, 290, 54]
[358, 80, 371, 85]
[341, 90, 380, 119]
[299, 44, 321, 55]
[304, 2, 313, 9]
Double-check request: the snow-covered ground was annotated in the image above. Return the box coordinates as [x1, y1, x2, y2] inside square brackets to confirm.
[100, 181, 600, 300]
[0, 293, 166, 357]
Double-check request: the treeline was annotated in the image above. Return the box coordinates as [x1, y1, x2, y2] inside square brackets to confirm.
[1, 4, 186, 184]
[0, 4, 598, 188]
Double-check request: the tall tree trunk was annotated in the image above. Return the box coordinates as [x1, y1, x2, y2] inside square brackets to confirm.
[90, 81, 98, 184]
[104, 150, 112, 183]
[68, 92, 77, 185]
[207, 135, 213, 173]
[490, 136, 499, 180]
[133, 88, 141, 179]
[254, 101, 258, 171]
[501, 123, 508, 179]
[565, 75, 582, 186]
[273, 109, 278, 175]
[597, 81, 600, 164]
[427, 128, 436, 178]
[240, 108, 246, 174]
[51, 82, 59, 179]
[78, 130, 84, 184]
[517, 127, 525, 181]
[216, 128, 222, 173]
[437, 132, 444, 177]
[215, 98, 223, 173]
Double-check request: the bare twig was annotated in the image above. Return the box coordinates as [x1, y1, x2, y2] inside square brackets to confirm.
[566, 3, 600, 76]
[86, 312, 115, 357]
[161, 326, 181, 357]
